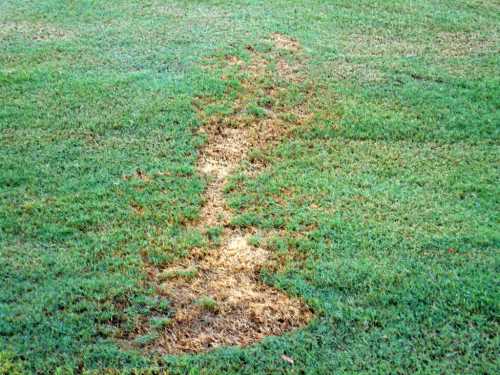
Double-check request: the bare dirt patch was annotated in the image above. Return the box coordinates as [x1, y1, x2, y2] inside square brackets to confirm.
[131, 34, 312, 354]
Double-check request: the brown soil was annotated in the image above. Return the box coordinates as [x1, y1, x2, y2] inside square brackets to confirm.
[133, 34, 312, 354]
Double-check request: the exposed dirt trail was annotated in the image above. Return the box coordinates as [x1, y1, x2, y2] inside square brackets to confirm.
[140, 34, 312, 354]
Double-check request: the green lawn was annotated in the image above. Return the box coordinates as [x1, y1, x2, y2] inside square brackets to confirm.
[1, 0, 499, 373]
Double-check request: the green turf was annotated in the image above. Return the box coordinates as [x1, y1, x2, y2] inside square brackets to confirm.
[1, 0, 498, 373]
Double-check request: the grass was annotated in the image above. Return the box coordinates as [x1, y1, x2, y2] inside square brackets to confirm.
[195, 296, 219, 313]
[158, 267, 198, 281]
[1, 0, 498, 373]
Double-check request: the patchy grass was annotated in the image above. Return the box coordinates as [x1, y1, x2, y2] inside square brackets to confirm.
[1, 0, 498, 373]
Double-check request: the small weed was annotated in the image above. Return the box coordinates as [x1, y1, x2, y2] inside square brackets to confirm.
[248, 234, 263, 247]
[246, 103, 268, 118]
[279, 112, 299, 123]
[150, 317, 172, 330]
[258, 95, 274, 108]
[206, 226, 223, 245]
[195, 296, 219, 312]
[204, 103, 234, 117]
[247, 148, 268, 164]
[158, 267, 198, 281]
[0, 352, 24, 375]
[133, 333, 159, 347]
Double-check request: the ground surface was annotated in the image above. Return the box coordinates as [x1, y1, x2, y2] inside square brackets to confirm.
[0, 1, 499, 374]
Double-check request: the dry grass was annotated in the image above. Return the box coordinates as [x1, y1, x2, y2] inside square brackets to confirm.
[341, 31, 498, 59]
[128, 34, 313, 354]
[435, 31, 498, 57]
[0, 21, 73, 41]
[271, 33, 301, 52]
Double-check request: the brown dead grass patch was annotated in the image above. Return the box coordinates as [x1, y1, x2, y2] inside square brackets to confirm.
[435, 31, 498, 57]
[0, 21, 73, 41]
[126, 34, 312, 354]
[342, 31, 498, 60]
[155, 232, 310, 353]
[326, 60, 384, 83]
[131, 203, 144, 216]
[225, 55, 244, 66]
[122, 169, 151, 182]
[272, 33, 301, 52]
